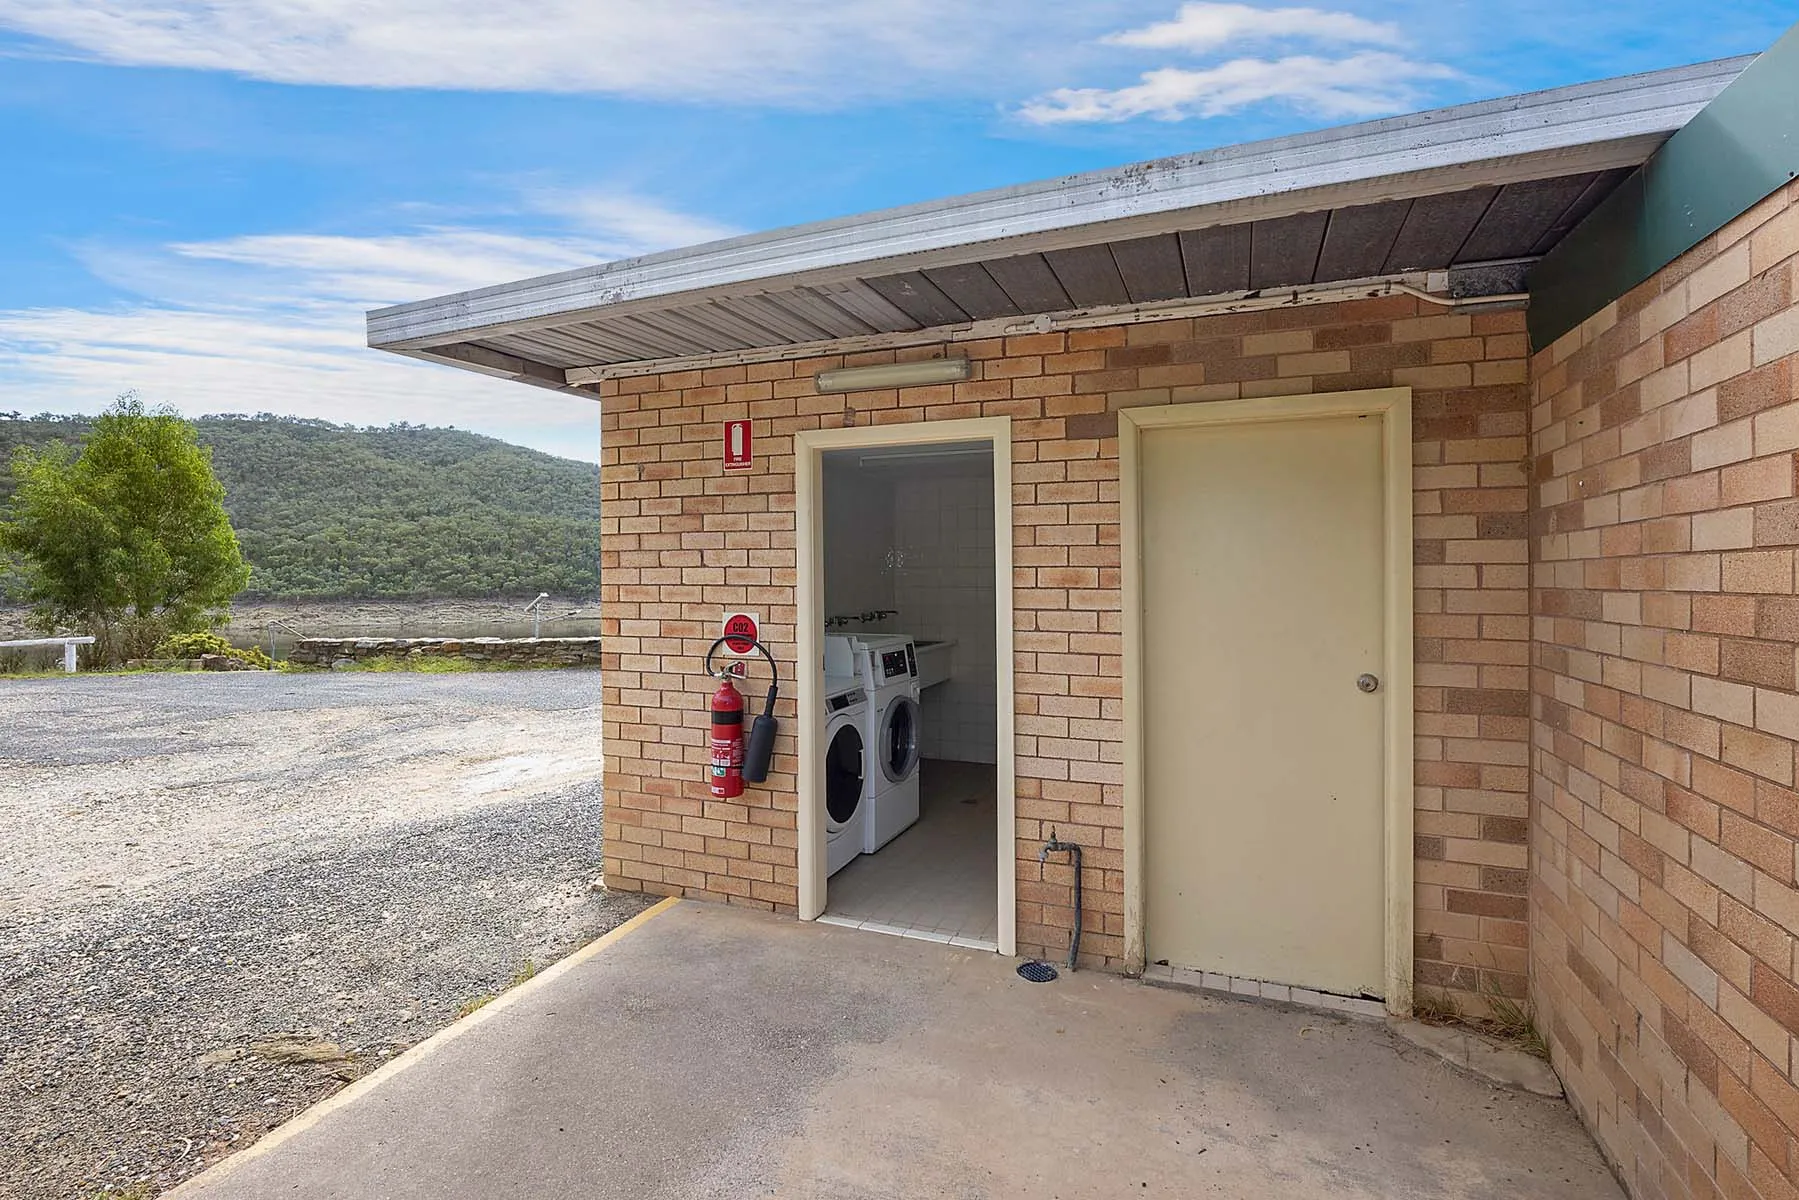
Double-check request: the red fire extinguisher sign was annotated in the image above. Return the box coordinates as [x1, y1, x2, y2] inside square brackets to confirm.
[723, 419, 752, 471]
[722, 611, 759, 655]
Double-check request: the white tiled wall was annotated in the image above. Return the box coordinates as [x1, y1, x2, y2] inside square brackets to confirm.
[822, 452, 997, 765]
[893, 473, 997, 764]
[822, 459, 896, 625]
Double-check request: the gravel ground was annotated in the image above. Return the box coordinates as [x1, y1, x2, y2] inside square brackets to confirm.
[0, 671, 648, 1200]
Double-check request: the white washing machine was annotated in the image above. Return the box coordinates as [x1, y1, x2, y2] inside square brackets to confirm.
[856, 637, 922, 852]
[822, 674, 868, 877]
[824, 632, 858, 678]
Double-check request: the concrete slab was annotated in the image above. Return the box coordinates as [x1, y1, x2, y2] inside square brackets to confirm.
[170, 901, 1622, 1199]
[1392, 1018, 1565, 1098]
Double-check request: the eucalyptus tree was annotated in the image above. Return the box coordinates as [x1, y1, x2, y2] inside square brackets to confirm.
[0, 395, 249, 665]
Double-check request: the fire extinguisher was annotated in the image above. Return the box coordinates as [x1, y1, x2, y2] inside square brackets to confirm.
[709, 673, 746, 799]
[705, 636, 779, 798]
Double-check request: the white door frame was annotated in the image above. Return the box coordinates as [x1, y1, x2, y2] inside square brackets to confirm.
[793, 416, 1016, 955]
[1118, 388, 1414, 1014]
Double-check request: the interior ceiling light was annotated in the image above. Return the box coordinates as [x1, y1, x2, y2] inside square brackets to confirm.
[857, 447, 992, 467]
[814, 357, 971, 394]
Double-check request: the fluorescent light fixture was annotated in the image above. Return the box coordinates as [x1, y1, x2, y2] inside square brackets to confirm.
[858, 447, 992, 467]
[814, 357, 971, 393]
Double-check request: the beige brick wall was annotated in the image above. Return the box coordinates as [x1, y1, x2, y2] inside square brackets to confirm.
[598, 294, 1532, 999]
[1530, 179, 1799, 1200]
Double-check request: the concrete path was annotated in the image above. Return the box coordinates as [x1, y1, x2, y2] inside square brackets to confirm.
[169, 901, 1622, 1200]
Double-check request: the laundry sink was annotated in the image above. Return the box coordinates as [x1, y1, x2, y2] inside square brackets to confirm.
[913, 639, 954, 689]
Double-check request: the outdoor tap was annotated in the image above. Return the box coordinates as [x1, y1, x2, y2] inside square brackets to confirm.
[1039, 828, 1083, 971]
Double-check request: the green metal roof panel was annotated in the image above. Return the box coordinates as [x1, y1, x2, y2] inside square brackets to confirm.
[1529, 23, 1799, 347]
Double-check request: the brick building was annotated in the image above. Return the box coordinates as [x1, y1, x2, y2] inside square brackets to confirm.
[372, 30, 1799, 1200]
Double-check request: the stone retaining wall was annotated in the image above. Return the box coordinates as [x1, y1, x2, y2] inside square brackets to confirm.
[289, 636, 603, 668]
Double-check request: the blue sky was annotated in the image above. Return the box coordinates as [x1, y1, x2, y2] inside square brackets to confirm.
[0, 2, 1792, 462]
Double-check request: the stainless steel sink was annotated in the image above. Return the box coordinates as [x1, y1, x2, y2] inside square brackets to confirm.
[912, 639, 954, 688]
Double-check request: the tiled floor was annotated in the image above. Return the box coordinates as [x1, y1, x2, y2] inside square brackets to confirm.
[820, 758, 998, 947]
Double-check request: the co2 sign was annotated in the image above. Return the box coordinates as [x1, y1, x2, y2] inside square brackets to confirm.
[722, 611, 760, 656]
[723, 419, 752, 471]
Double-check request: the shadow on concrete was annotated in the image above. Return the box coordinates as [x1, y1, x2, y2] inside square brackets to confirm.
[169, 901, 1620, 1200]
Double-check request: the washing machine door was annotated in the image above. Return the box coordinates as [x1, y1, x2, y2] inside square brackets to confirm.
[824, 719, 864, 830]
[877, 692, 920, 784]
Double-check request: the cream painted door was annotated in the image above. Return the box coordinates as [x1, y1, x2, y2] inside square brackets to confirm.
[1142, 414, 1386, 997]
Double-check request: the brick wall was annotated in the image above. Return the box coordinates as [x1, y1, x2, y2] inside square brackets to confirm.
[597, 293, 1532, 1003]
[1530, 179, 1799, 1199]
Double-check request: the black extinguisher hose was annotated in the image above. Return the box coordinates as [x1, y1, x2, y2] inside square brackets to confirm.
[705, 637, 780, 784]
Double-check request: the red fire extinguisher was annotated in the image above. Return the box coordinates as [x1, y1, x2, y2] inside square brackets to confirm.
[705, 635, 779, 798]
[709, 674, 746, 799]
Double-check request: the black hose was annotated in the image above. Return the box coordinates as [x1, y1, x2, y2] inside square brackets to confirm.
[703, 636, 779, 687]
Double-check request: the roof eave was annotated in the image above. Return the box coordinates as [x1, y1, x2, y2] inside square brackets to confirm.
[367, 54, 1750, 353]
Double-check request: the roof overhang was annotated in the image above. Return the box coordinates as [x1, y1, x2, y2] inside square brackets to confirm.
[368, 55, 1750, 387]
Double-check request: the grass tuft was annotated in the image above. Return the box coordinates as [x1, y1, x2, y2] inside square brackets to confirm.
[1479, 979, 1551, 1060]
[290, 655, 552, 674]
[90, 1184, 154, 1200]
[1413, 987, 1461, 1025]
[454, 993, 495, 1018]
[454, 960, 538, 1020]
[353, 655, 482, 674]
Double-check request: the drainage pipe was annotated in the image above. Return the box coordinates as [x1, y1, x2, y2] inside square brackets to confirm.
[1039, 828, 1083, 972]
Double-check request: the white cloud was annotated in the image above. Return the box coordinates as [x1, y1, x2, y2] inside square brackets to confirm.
[1104, 3, 1401, 53]
[0, 1, 1133, 104]
[1020, 3, 1457, 126]
[164, 231, 604, 305]
[526, 192, 740, 253]
[0, 302, 603, 461]
[0, 192, 737, 462]
[1021, 51, 1459, 124]
[0, 0, 1462, 126]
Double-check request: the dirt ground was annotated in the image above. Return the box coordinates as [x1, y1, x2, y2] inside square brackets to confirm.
[0, 671, 644, 1200]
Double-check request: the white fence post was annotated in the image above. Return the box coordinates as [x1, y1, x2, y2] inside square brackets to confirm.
[0, 636, 97, 674]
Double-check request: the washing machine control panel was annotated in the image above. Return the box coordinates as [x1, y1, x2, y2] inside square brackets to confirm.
[826, 688, 866, 712]
[878, 647, 912, 683]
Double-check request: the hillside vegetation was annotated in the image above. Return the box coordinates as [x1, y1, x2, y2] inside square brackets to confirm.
[0, 414, 599, 599]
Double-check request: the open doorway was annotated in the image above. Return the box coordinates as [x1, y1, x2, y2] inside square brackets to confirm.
[795, 418, 1015, 954]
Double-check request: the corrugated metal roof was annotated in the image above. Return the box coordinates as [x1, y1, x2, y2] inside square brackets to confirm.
[367, 55, 1750, 386]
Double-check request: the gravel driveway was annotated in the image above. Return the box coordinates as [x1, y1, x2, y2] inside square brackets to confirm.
[0, 671, 646, 1200]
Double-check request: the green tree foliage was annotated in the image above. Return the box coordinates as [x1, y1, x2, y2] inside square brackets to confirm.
[0, 397, 251, 663]
[0, 412, 600, 601]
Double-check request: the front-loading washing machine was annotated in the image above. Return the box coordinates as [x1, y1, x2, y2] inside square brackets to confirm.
[855, 637, 921, 852]
[822, 674, 868, 876]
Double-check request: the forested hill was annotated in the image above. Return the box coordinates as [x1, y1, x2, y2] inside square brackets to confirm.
[0, 414, 599, 599]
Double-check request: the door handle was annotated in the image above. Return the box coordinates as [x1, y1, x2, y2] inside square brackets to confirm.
[1356, 674, 1380, 693]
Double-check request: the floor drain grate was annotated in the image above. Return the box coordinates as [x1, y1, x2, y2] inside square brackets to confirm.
[1017, 961, 1059, 983]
